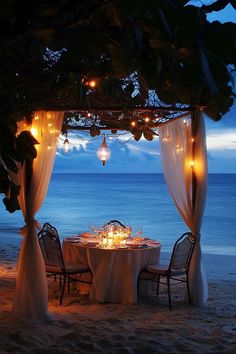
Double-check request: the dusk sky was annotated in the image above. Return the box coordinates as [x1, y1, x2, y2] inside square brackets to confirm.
[54, 3, 236, 174]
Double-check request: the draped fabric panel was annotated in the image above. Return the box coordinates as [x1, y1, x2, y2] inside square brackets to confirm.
[159, 112, 208, 305]
[13, 111, 64, 319]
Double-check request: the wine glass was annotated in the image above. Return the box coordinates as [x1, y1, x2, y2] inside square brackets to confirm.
[89, 224, 99, 237]
[125, 225, 132, 241]
[135, 225, 143, 238]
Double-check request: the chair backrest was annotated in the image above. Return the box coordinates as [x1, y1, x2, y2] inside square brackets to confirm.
[38, 223, 65, 270]
[169, 232, 196, 274]
[105, 220, 126, 228]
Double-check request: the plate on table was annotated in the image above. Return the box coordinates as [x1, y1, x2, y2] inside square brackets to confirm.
[147, 240, 160, 245]
[85, 240, 99, 246]
[80, 232, 94, 238]
[132, 237, 146, 242]
[126, 243, 146, 249]
[72, 234, 81, 239]
[65, 238, 81, 243]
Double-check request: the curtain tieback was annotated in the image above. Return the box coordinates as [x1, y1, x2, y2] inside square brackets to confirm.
[20, 218, 42, 237]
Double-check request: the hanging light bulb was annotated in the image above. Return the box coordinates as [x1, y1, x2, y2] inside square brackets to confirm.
[97, 136, 111, 166]
[63, 135, 70, 153]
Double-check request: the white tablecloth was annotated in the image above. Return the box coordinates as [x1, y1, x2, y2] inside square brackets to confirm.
[62, 241, 161, 304]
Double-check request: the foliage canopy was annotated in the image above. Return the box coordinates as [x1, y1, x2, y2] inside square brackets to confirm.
[0, 0, 235, 212]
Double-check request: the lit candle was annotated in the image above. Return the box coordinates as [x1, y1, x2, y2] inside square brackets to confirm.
[107, 238, 113, 247]
[30, 127, 38, 138]
[102, 237, 107, 246]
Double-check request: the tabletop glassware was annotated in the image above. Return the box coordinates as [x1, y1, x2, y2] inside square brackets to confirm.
[89, 224, 100, 237]
[135, 225, 143, 238]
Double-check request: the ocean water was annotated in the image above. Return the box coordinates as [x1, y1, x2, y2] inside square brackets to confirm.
[0, 173, 236, 256]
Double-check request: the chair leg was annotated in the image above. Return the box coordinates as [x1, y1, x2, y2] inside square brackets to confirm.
[78, 273, 82, 284]
[167, 277, 172, 311]
[59, 274, 62, 287]
[156, 275, 160, 295]
[59, 274, 66, 305]
[186, 275, 191, 304]
[68, 274, 70, 293]
[137, 272, 141, 299]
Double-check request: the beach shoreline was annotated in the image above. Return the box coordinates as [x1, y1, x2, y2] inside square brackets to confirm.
[1, 233, 236, 281]
[1, 233, 236, 353]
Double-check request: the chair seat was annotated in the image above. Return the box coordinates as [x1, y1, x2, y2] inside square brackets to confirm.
[138, 232, 196, 310]
[147, 264, 189, 277]
[147, 263, 187, 277]
[46, 263, 90, 274]
[38, 223, 93, 305]
[147, 263, 169, 275]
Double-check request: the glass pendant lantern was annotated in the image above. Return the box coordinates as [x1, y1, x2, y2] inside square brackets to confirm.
[63, 135, 70, 153]
[97, 136, 110, 166]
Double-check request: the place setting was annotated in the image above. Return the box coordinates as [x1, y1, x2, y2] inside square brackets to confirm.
[63, 220, 160, 250]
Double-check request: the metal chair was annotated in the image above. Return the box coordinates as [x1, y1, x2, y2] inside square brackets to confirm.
[38, 222, 92, 305]
[138, 232, 196, 310]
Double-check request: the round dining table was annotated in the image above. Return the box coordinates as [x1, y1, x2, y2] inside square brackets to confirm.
[62, 239, 161, 304]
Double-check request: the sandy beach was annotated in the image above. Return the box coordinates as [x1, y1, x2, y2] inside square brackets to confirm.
[0, 235, 236, 354]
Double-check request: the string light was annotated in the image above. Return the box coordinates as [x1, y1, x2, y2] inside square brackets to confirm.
[190, 160, 195, 168]
[97, 135, 111, 166]
[89, 80, 96, 88]
[85, 79, 97, 88]
[30, 127, 38, 138]
[131, 121, 136, 127]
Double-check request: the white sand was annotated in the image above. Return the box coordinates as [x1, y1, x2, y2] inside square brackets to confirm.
[0, 234, 236, 353]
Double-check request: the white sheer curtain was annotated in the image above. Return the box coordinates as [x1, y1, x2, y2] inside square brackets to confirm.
[159, 111, 208, 306]
[13, 110, 64, 319]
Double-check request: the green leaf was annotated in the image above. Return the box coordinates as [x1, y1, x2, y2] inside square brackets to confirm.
[0, 178, 10, 194]
[199, 46, 218, 96]
[90, 126, 100, 137]
[17, 131, 39, 146]
[0, 163, 8, 178]
[2, 155, 18, 173]
[3, 195, 20, 213]
[2, 182, 20, 213]
[133, 129, 142, 141]
[143, 130, 154, 141]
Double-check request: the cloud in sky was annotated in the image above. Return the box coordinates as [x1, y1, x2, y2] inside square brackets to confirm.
[55, 133, 162, 173]
[55, 91, 236, 174]
[206, 130, 236, 151]
[54, 113, 236, 174]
